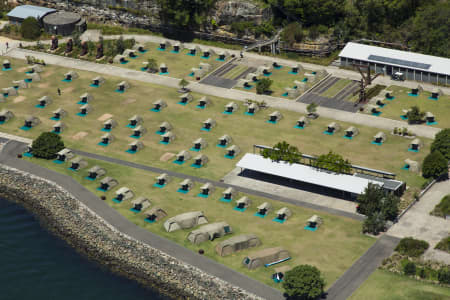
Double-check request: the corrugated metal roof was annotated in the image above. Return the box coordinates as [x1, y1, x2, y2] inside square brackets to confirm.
[339, 42, 450, 76]
[7, 5, 56, 20]
[236, 153, 382, 195]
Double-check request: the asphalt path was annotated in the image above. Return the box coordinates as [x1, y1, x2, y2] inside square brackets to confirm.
[0, 139, 284, 300]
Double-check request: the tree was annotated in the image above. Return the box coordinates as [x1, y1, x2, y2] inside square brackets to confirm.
[256, 78, 273, 95]
[72, 30, 82, 48]
[179, 78, 189, 91]
[157, 0, 216, 28]
[283, 265, 325, 300]
[31, 132, 65, 159]
[262, 141, 302, 164]
[422, 151, 448, 179]
[281, 22, 304, 46]
[357, 183, 400, 221]
[20, 17, 41, 40]
[362, 212, 387, 235]
[306, 102, 318, 114]
[147, 58, 158, 73]
[114, 36, 125, 56]
[313, 151, 352, 173]
[431, 128, 450, 160]
[403, 262, 416, 276]
[438, 267, 450, 284]
[406, 106, 425, 124]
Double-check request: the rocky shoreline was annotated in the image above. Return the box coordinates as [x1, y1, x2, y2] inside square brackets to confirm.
[0, 163, 261, 300]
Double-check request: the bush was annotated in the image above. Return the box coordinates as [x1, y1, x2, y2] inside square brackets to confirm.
[406, 106, 425, 124]
[20, 17, 41, 40]
[432, 195, 450, 218]
[282, 22, 304, 46]
[313, 151, 351, 173]
[431, 128, 450, 160]
[362, 212, 386, 235]
[395, 237, 429, 257]
[403, 261, 416, 275]
[437, 267, 450, 284]
[435, 236, 450, 253]
[422, 151, 448, 179]
[283, 265, 325, 300]
[256, 78, 273, 95]
[31, 132, 65, 159]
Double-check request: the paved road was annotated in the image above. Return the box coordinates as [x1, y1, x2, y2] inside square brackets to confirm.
[5, 48, 441, 139]
[0, 139, 283, 300]
[325, 235, 401, 300]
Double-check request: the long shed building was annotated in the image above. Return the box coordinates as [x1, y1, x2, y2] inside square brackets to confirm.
[339, 42, 450, 85]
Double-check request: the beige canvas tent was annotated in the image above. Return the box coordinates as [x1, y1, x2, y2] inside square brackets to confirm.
[425, 112, 435, 123]
[69, 157, 88, 171]
[256, 65, 273, 76]
[132, 43, 146, 52]
[113, 54, 128, 64]
[198, 96, 211, 108]
[123, 49, 137, 58]
[291, 64, 302, 73]
[237, 79, 252, 89]
[193, 154, 208, 167]
[87, 165, 106, 179]
[79, 93, 93, 104]
[284, 87, 300, 98]
[163, 211, 208, 232]
[268, 111, 283, 122]
[404, 159, 420, 172]
[159, 63, 168, 73]
[326, 122, 340, 134]
[172, 41, 184, 52]
[188, 45, 201, 55]
[128, 115, 143, 127]
[99, 177, 118, 191]
[28, 64, 44, 73]
[13, 79, 29, 89]
[131, 125, 147, 138]
[217, 50, 230, 60]
[153, 99, 167, 111]
[158, 121, 172, 134]
[52, 121, 66, 133]
[103, 119, 118, 131]
[56, 148, 74, 162]
[156, 173, 170, 186]
[178, 179, 194, 192]
[115, 187, 134, 202]
[160, 40, 172, 50]
[218, 135, 232, 147]
[222, 187, 236, 201]
[199, 62, 211, 72]
[202, 118, 216, 130]
[200, 182, 214, 196]
[235, 196, 251, 210]
[306, 215, 323, 229]
[175, 150, 191, 163]
[0, 109, 14, 123]
[226, 145, 240, 158]
[144, 207, 167, 222]
[2, 87, 17, 97]
[131, 197, 151, 212]
[26, 72, 41, 82]
[187, 222, 232, 245]
[373, 132, 386, 144]
[275, 207, 292, 222]
[161, 131, 175, 143]
[409, 138, 423, 151]
[2, 59, 10, 69]
[296, 116, 309, 128]
[100, 132, 115, 145]
[92, 76, 105, 86]
[345, 126, 359, 138]
[37, 95, 52, 107]
[117, 81, 130, 92]
[293, 80, 307, 92]
[225, 102, 238, 113]
[24, 116, 40, 128]
[256, 202, 272, 216]
[79, 104, 92, 116]
[192, 138, 207, 150]
[52, 108, 67, 120]
[64, 71, 78, 81]
[128, 140, 144, 152]
[191, 67, 206, 79]
[247, 103, 259, 114]
[242, 247, 290, 270]
[246, 73, 259, 82]
[215, 234, 261, 257]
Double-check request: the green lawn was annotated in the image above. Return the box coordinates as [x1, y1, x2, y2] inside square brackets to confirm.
[321, 79, 352, 98]
[364, 86, 450, 129]
[222, 65, 249, 80]
[0, 57, 429, 189]
[25, 155, 375, 290]
[350, 270, 450, 300]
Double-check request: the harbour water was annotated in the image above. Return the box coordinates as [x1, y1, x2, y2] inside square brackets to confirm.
[0, 197, 168, 300]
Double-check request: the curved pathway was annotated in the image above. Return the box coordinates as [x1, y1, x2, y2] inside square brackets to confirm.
[0, 139, 284, 300]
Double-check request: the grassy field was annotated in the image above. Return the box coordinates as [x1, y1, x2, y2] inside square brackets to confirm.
[349, 270, 450, 300]
[25, 155, 375, 290]
[222, 65, 248, 80]
[0, 57, 429, 189]
[364, 86, 450, 129]
[321, 79, 352, 98]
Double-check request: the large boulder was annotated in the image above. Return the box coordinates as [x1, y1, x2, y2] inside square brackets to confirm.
[213, 0, 272, 25]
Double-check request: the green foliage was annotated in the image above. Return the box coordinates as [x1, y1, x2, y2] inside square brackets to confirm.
[20, 17, 41, 40]
[231, 21, 255, 37]
[437, 267, 450, 284]
[31, 132, 65, 160]
[306, 102, 318, 114]
[262, 141, 302, 164]
[362, 212, 386, 235]
[115, 36, 125, 56]
[422, 151, 448, 179]
[308, 26, 319, 40]
[281, 22, 303, 46]
[431, 128, 450, 160]
[147, 58, 158, 72]
[395, 237, 429, 257]
[435, 236, 450, 253]
[313, 151, 351, 174]
[179, 78, 189, 88]
[406, 106, 425, 124]
[432, 195, 450, 218]
[157, 0, 216, 28]
[283, 265, 325, 299]
[256, 78, 273, 94]
[403, 261, 416, 275]
[365, 85, 387, 100]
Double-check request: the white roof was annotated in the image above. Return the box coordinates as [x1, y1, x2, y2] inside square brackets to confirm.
[236, 153, 382, 195]
[339, 42, 450, 76]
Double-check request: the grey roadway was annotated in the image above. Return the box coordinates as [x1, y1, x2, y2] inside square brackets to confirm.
[0, 139, 284, 300]
[5, 48, 441, 139]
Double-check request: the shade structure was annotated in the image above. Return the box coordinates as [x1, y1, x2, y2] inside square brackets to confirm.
[163, 211, 208, 232]
[153, 99, 167, 111]
[247, 103, 259, 114]
[218, 135, 232, 146]
[404, 159, 420, 172]
[293, 80, 307, 92]
[425, 112, 435, 122]
[79, 104, 92, 115]
[284, 87, 300, 98]
[175, 150, 191, 162]
[91, 76, 105, 86]
[202, 118, 216, 130]
[191, 67, 206, 78]
[156, 173, 170, 186]
[144, 207, 167, 222]
[235, 196, 251, 209]
[117, 81, 130, 92]
[179, 179, 194, 191]
[256, 65, 273, 76]
[160, 40, 171, 49]
[24, 115, 40, 128]
[215, 234, 261, 257]
[128, 115, 143, 127]
[131, 196, 151, 212]
[64, 71, 78, 80]
[0, 109, 14, 123]
[132, 43, 146, 52]
[409, 138, 423, 151]
[296, 116, 309, 128]
[172, 41, 184, 52]
[28, 64, 44, 73]
[238, 79, 252, 89]
[256, 202, 272, 216]
[26, 72, 41, 82]
[161, 131, 175, 143]
[200, 182, 215, 196]
[103, 119, 117, 130]
[99, 177, 118, 191]
[217, 50, 229, 60]
[373, 132, 386, 143]
[268, 111, 283, 122]
[79, 92, 93, 103]
[275, 207, 292, 221]
[187, 222, 232, 245]
[69, 156, 88, 170]
[198, 96, 211, 108]
[326, 122, 340, 133]
[345, 126, 359, 137]
[199, 62, 212, 72]
[159, 63, 168, 73]
[52, 108, 67, 119]
[100, 132, 115, 144]
[291, 64, 302, 73]
[306, 215, 323, 228]
[114, 187, 134, 202]
[226, 145, 240, 157]
[222, 187, 236, 200]
[192, 138, 207, 150]
[56, 148, 74, 162]
[37, 95, 52, 107]
[242, 247, 290, 270]
[225, 102, 238, 113]
[131, 125, 147, 138]
[52, 121, 65, 133]
[87, 165, 106, 179]
[158, 121, 172, 134]
[246, 72, 259, 82]
[128, 140, 144, 152]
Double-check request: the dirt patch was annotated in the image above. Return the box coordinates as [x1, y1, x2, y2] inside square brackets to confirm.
[160, 152, 175, 162]
[62, 86, 74, 94]
[13, 96, 25, 103]
[42, 71, 54, 78]
[123, 98, 136, 105]
[38, 82, 50, 89]
[72, 131, 88, 140]
[97, 113, 113, 122]
[17, 66, 28, 73]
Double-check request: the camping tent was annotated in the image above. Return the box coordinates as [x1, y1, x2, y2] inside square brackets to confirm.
[131, 125, 147, 138]
[123, 49, 137, 58]
[0, 109, 14, 123]
[226, 145, 240, 158]
[175, 150, 191, 163]
[160, 40, 171, 50]
[128, 140, 144, 152]
[115, 187, 134, 202]
[159, 63, 168, 73]
[187, 222, 232, 245]
[69, 156, 88, 170]
[256, 202, 272, 216]
[218, 135, 232, 147]
[56, 148, 74, 162]
[247, 103, 259, 114]
[117, 81, 130, 92]
[217, 51, 230, 60]
[179, 179, 194, 192]
[100, 132, 114, 145]
[404, 159, 420, 172]
[366, 104, 380, 114]
[238, 79, 252, 89]
[156, 173, 170, 186]
[198, 96, 211, 108]
[256, 65, 273, 76]
[13, 79, 29, 89]
[191, 68, 206, 79]
[52, 108, 66, 120]
[26, 72, 41, 82]
[235, 196, 251, 209]
[345, 126, 359, 138]
[306, 215, 323, 229]
[24, 116, 40, 128]
[225, 102, 238, 113]
[99, 177, 118, 191]
[87, 165, 106, 179]
[326, 122, 340, 133]
[52, 121, 65, 133]
[113, 55, 127, 64]
[202, 118, 216, 130]
[144, 207, 167, 222]
[242, 247, 290, 270]
[409, 138, 423, 151]
[153, 99, 167, 111]
[132, 43, 146, 52]
[161, 131, 175, 143]
[199, 63, 211, 72]
[103, 119, 118, 130]
[222, 187, 236, 201]
[200, 182, 215, 196]
[268, 111, 283, 122]
[284, 87, 300, 98]
[293, 80, 307, 92]
[275, 207, 292, 221]
[296, 116, 309, 128]
[128, 115, 143, 127]
[37, 95, 52, 107]
[373, 132, 386, 143]
[28, 64, 44, 73]
[246, 73, 259, 82]
[131, 197, 151, 212]
[291, 64, 302, 73]
[92, 76, 105, 86]
[79, 93, 93, 104]
[192, 138, 207, 150]
[425, 112, 435, 123]
[2, 87, 17, 97]
[163, 211, 208, 232]
[79, 104, 92, 115]
[172, 41, 184, 52]
[179, 93, 193, 104]
[64, 71, 78, 81]
[215, 234, 261, 257]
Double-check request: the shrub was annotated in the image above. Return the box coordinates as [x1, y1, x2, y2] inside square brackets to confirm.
[31, 132, 65, 159]
[406, 105, 425, 124]
[20, 17, 41, 40]
[422, 151, 448, 179]
[256, 78, 273, 95]
[395, 237, 429, 257]
[403, 261, 416, 275]
[431, 128, 450, 160]
[418, 267, 427, 278]
[313, 151, 352, 173]
[435, 236, 450, 253]
[283, 265, 325, 300]
[437, 267, 450, 284]
[362, 212, 386, 235]
[306, 102, 318, 114]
